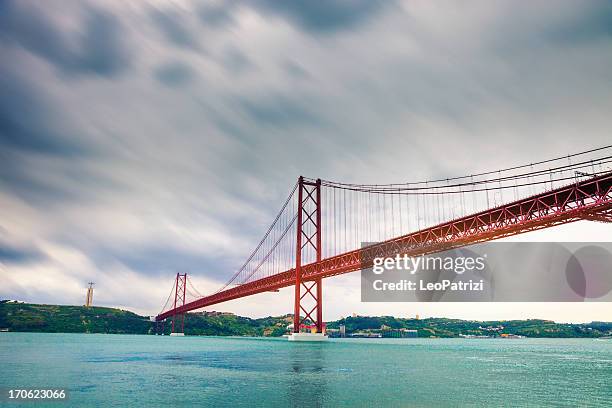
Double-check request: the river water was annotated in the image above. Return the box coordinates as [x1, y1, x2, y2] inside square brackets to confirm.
[0, 333, 610, 407]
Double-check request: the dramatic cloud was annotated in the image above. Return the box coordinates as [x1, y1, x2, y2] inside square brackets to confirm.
[154, 61, 195, 86]
[0, 66, 84, 156]
[252, 0, 394, 33]
[1, 0, 611, 321]
[197, 1, 237, 29]
[150, 7, 201, 50]
[0, 244, 43, 264]
[0, 0, 129, 77]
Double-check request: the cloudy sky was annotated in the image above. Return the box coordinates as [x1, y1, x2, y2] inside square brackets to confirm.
[1, 0, 611, 322]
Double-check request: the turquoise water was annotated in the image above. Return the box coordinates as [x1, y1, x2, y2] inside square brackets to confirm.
[0, 334, 610, 407]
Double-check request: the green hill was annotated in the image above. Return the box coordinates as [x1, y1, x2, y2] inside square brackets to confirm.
[1, 301, 610, 337]
[0, 301, 292, 336]
[327, 316, 612, 338]
[0, 302, 151, 334]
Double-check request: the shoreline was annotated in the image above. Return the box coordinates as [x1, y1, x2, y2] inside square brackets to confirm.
[2, 302, 611, 339]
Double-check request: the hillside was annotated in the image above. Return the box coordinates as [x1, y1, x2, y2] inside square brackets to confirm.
[1, 301, 610, 337]
[328, 316, 612, 338]
[0, 301, 291, 336]
[0, 302, 152, 334]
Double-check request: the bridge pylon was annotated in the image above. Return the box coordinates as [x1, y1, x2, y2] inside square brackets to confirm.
[170, 273, 187, 336]
[291, 177, 326, 340]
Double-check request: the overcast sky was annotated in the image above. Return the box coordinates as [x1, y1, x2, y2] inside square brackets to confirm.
[1, 0, 611, 322]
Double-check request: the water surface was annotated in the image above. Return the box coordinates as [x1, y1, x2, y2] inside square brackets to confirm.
[1, 333, 610, 407]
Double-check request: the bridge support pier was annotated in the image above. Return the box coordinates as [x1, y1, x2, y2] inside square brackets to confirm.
[288, 332, 328, 341]
[292, 177, 327, 340]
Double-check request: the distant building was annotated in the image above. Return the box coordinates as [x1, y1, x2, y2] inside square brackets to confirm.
[192, 311, 236, 317]
[500, 333, 524, 339]
[402, 329, 418, 338]
[339, 325, 346, 337]
[459, 334, 491, 339]
[351, 332, 382, 338]
[479, 325, 504, 331]
[382, 328, 418, 338]
[211, 311, 235, 316]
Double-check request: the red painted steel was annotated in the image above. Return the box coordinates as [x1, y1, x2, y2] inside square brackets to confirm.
[156, 172, 612, 322]
[171, 273, 187, 333]
[315, 178, 322, 333]
[293, 178, 323, 333]
[293, 177, 303, 332]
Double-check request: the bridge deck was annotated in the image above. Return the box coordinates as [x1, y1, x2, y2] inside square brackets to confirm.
[156, 172, 612, 321]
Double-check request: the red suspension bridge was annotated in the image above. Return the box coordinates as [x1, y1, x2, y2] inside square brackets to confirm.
[156, 146, 612, 336]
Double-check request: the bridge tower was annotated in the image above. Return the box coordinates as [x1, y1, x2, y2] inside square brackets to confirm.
[291, 177, 326, 340]
[171, 273, 187, 336]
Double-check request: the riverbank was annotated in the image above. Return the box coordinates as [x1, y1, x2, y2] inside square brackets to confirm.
[1, 301, 611, 338]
